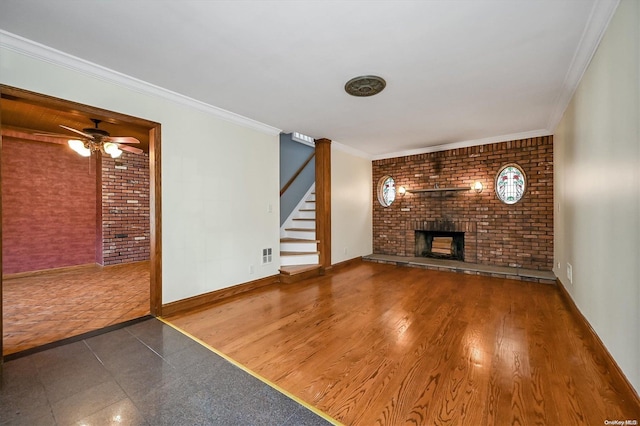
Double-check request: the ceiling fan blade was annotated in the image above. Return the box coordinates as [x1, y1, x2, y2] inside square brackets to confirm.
[60, 125, 94, 139]
[118, 144, 143, 154]
[33, 132, 71, 139]
[107, 136, 140, 144]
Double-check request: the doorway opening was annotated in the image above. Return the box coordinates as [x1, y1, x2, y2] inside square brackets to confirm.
[0, 85, 162, 359]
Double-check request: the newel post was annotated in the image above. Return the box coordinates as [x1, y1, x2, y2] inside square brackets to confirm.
[314, 138, 331, 271]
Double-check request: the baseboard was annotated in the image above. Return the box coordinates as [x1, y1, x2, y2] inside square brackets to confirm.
[2, 263, 98, 280]
[555, 278, 640, 404]
[2, 260, 150, 280]
[102, 260, 150, 268]
[330, 256, 363, 271]
[161, 274, 280, 317]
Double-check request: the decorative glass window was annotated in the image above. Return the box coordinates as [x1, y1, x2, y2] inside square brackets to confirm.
[495, 164, 526, 204]
[377, 175, 396, 207]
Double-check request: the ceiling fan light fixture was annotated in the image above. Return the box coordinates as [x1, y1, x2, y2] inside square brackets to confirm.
[68, 139, 91, 157]
[110, 147, 123, 158]
[103, 142, 122, 158]
[345, 75, 386, 97]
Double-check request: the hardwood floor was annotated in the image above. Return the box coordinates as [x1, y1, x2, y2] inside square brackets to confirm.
[166, 261, 639, 425]
[3, 261, 150, 355]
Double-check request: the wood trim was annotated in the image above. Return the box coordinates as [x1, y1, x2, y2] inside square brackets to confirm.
[279, 267, 322, 284]
[280, 151, 315, 196]
[0, 103, 4, 367]
[161, 274, 280, 317]
[556, 278, 640, 405]
[315, 138, 331, 270]
[0, 86, 157, 128]
[149, 125, 162, 316]
[2, 260, 151, 280]
[3, 263, 98, 280]
[330, 256, 363, 271]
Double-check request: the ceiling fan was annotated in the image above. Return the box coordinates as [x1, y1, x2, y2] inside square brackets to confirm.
[53, 118, 143, 158]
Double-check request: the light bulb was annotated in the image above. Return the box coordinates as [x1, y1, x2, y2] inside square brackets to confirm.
[110, 148, 123, 158]
[103, 142, 123, 158]
[103, 142, 116, 154]
[68, 139, 91, 157]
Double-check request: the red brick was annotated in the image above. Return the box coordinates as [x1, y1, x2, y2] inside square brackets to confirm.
[372, 136, 553, 270]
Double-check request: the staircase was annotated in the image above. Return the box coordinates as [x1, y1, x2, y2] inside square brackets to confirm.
[280, 190, 319, 266]
[280, 188, 321, 282]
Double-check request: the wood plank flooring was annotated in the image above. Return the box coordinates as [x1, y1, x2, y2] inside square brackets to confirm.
[166, 261, 640, 425]
[3, 261, 150, 355]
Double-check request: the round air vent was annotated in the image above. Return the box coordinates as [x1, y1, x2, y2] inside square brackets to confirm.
[344, 75, 386, 97]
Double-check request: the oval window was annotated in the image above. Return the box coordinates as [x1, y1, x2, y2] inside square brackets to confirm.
[377, 175, 396, 207]
[495, 163, 526, 204]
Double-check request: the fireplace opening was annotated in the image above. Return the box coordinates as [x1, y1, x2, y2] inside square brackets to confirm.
[415, 231, 464, 261]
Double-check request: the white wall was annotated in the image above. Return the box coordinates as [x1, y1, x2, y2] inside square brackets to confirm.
[1, 41, 281, 304]
[554, 0, 640, 391]
[331, 144, 372, 264]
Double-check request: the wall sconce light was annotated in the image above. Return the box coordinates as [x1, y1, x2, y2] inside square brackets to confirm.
[473, 182, 483, 193]
[398, 186, 407, 196]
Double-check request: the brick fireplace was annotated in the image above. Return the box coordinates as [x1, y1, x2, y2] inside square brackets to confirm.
[372, 136, 553, 271]
[413, 220, 473, 261]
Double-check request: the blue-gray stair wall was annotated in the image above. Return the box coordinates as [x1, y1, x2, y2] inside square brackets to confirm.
[280, 133, 315, 226]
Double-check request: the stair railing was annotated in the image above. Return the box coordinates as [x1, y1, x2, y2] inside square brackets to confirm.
[280, 151, 315, 196]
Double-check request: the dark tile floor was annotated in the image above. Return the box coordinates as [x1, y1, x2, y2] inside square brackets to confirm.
[0, 318, 334, 426]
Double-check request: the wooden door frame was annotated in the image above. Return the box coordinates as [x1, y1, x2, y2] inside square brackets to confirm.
[0, 85, 163, 363]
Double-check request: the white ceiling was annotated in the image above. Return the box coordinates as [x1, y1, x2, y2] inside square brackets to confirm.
[0, 0, 618, 159]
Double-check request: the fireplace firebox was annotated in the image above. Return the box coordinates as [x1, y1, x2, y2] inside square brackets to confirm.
[415, 231, 464, 261]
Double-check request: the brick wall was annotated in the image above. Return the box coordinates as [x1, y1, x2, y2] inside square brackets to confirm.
[1, 138, 97, 273]
[373, 136, 553, 270]
[101, 152, 150, 265]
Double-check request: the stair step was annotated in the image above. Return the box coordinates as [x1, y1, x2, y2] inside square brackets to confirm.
[283, 228, 316, 239]
[280, 238, 319, 243]
[290, 219, 315, 229]
[281, 251, 319, 256]
[280, 251, 319, 266]
[280, 237, 318, 252]
[279, 264, 320, 275]
[296, 210, 315, 219]
[279, 264, 322, 283]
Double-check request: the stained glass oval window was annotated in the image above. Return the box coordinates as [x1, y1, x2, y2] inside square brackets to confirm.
[377, 175, 396, 207]
[495, 164, 526, 204]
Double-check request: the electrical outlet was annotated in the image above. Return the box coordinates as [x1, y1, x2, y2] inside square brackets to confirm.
[250, 264, 255, 274]
[567, 263, 573, 284]
[343, 247, 348, 255]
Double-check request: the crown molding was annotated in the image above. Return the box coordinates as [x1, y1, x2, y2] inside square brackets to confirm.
[372, 129, 551, 161]
[331, 140, 373, 160]
[546, 0, 620, 133]
[0, 30, 282, 136]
